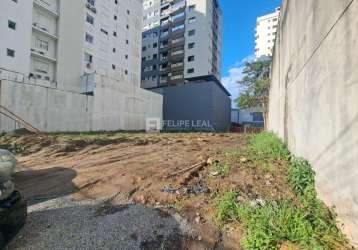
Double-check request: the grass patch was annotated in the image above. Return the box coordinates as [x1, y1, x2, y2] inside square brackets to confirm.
[216, 132, 349, 250]
[214, 162, 231, 175]
[248, 131, 291, 161]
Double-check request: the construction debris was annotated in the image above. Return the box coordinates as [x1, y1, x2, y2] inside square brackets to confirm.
[166, 161, 207, 179]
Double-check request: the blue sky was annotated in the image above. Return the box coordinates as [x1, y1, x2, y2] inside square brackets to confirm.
[220, 0, 282, 107]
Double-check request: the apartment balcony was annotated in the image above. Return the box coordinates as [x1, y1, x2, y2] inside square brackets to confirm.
[160, 31, 169, 39]
[159, 66, 169, 73]
[159, 46, 170, 53]
[170, 62, 184, 70]
[170, 37, 185, 47]
[30, 49, 57, 63]
[170, 27, 185, 38]
[32, 23, 58, 40]
[161, 0, 171, 5]
[33, 0, 59, 17]
[168, 74, 184, 85]
[86, 3, 97, 13]
[170, 0, 186, 14]
[170, 49, 184, 56]
[160, 19, 171, 28]
[171, 14, 186, 26]
[168, 48, 184, 62]
[161, 9, 171, 17]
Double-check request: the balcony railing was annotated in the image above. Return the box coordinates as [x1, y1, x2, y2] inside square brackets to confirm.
[171, 37, 185, 44]
[171, 50, 184, 56]
[171, 74, 183, 80]
[171, 62, 184, 68]
[32, 23, 58, 39]
[33, 0, 59, 16]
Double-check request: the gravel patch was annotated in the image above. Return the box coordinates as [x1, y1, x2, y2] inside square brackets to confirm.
[6, 196, 194, 250]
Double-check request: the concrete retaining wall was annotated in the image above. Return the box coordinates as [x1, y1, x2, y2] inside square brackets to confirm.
[268, 0, 358, 244]
[0, 75, 163, 132]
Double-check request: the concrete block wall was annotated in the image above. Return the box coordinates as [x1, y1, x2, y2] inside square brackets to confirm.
[0, 75, 163, 132]
[268, 0, 358, 244]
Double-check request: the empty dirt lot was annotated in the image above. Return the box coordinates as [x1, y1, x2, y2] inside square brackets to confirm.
[0, 132, 308, 249]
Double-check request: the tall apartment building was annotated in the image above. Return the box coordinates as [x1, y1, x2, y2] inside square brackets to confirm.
[0, 0, 143, 92]
[254, 7, 280, 59]
[141, 0, 222, 89]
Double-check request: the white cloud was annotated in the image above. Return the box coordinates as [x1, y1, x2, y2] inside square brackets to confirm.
[221, 66, 245, 108]
[221, 55, 255, 108]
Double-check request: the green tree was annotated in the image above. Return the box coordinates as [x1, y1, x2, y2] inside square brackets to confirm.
[236, 60, 271, 128]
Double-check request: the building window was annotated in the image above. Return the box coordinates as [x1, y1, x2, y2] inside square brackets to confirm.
[112, 64, 116, 70]
[35, 38, 49, 51]
[142, 57, 146, 62]
[142, 46, 146, 51]
[125, 70, 128, 75]
[125, 55, 128, 59]
[87, 0, 95, 6]
[84, 52, 93, 63]
[126, 40, 129, 44]
[127, 10, 130, 15]
[153, 42, 157, 48]
[100, 29, 108, 35]
[7, 49, 15, 57]
[86, 14, 94, 25]
[8, 20, 16, 30]
[188, 29, 195, 36]
[34, 60, 49, 74]
[113, 31, 117, 36]
[188, 42, 195, 49]
[85, 33, 94, 43]
[188, 55, 195, 62]
[187, 68, 194, 74]
[252, 112, 264, 122]
[126, 24, 129, 29]
[153, 54, 158, 59]
[188, 17, 196, 24]
[114, 15, 117, 20]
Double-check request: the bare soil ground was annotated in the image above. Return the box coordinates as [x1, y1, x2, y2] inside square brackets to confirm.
[0, 132, 295, 249]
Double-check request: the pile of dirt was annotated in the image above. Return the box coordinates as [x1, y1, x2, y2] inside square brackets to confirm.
[0, 133, 163, 157]
[0, 134, 54, 156]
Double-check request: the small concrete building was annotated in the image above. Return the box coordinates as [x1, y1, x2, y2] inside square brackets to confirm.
[150, 76, 231, 132]
[231, 108, 264, 128]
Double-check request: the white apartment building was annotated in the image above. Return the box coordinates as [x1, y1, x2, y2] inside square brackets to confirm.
[141, 0, 222, 89]
[0, 0, 143, 93]
[255, 7, 280, 59]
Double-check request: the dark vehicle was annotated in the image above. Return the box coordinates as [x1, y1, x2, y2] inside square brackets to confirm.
[0, 175, 27, 249]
